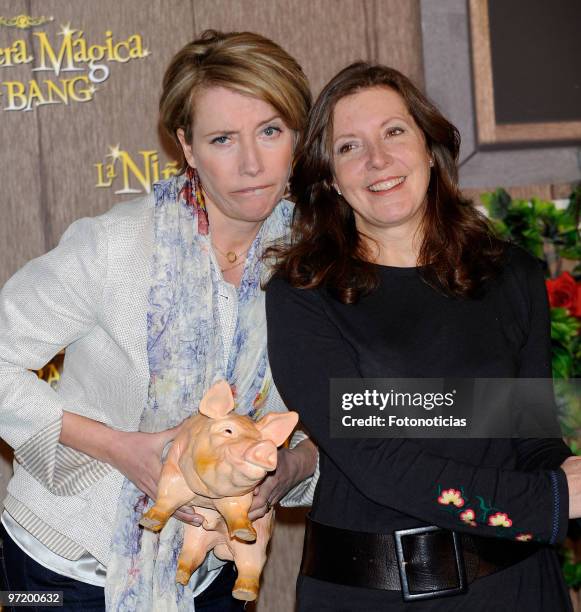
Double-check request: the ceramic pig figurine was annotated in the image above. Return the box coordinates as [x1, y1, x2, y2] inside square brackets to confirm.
[139, 380, 298, 601]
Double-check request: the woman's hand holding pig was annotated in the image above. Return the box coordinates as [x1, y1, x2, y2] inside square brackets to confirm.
[60, 412, 205, 525]
[249, 438, 317, 520]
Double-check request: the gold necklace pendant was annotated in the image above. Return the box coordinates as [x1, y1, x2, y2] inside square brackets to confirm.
[212, 241, 252, 266]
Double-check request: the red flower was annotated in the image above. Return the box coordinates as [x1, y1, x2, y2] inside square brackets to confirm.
[546, 272, 581, 317]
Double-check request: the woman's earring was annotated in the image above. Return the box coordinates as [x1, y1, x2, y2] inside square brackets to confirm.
[334, 184, 342, 196]
[429, 158, 434, 168]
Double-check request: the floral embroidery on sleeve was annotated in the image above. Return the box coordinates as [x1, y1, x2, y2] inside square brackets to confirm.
[435, 485, 535, 540]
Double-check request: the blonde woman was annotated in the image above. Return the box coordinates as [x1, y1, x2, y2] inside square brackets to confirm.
[0, 31, 316, 611]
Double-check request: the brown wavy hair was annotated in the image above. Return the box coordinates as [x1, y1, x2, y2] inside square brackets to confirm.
[269, 62, 505, 302]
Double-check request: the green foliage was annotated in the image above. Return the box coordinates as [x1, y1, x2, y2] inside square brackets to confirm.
[550, 310, 581, 391]
[556, 377, 580, 446]
[481, 187, 581, 264]
[481, 186, 581, 380]
[563, 548, 581, 589]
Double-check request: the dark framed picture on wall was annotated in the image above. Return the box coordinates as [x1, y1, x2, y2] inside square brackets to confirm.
[469, 0, 581, 146]
[420, 0, 581, 188]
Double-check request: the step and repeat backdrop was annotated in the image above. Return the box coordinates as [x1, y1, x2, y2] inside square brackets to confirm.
[0, 0, 423, 286]
[0, 2, 423, 610]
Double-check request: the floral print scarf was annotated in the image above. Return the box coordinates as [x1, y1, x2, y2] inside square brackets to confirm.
[105, 169, 290, 611]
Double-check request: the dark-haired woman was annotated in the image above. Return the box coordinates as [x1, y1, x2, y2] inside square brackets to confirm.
[265, 62, 581, 610]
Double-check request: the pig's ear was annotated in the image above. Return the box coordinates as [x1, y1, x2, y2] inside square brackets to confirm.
[199, 381, 235, 419]
[255, 411, 299, 447]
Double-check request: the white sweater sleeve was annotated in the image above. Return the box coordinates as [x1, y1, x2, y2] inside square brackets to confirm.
[0, 216, 108, 493]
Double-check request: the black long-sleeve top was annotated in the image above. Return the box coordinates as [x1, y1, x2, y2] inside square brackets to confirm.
[266, 245, 572, 545]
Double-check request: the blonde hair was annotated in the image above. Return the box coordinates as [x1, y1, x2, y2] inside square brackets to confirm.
[160, 30, 311, 172]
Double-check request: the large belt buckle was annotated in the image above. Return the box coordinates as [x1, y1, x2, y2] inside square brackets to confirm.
[393, 525, 467, 602]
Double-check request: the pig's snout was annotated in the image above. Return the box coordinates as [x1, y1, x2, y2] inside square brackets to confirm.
[244, 440, 277, 471]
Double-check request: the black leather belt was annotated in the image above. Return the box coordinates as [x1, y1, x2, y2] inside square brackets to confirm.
[300, 516, 541, 602]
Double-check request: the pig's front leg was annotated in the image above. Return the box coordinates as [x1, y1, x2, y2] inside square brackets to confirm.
[230, 509, 275, 601]
[213, 492, 256, 542]
[140, 450, 194, 532]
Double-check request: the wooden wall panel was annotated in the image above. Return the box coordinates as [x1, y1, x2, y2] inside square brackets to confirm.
[0, 0, 45, 286]
[29, 0, 195, 248]
[193, 0, 426, 97]
[193, 0, 371, 96]
[374, 0, 424, 89]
